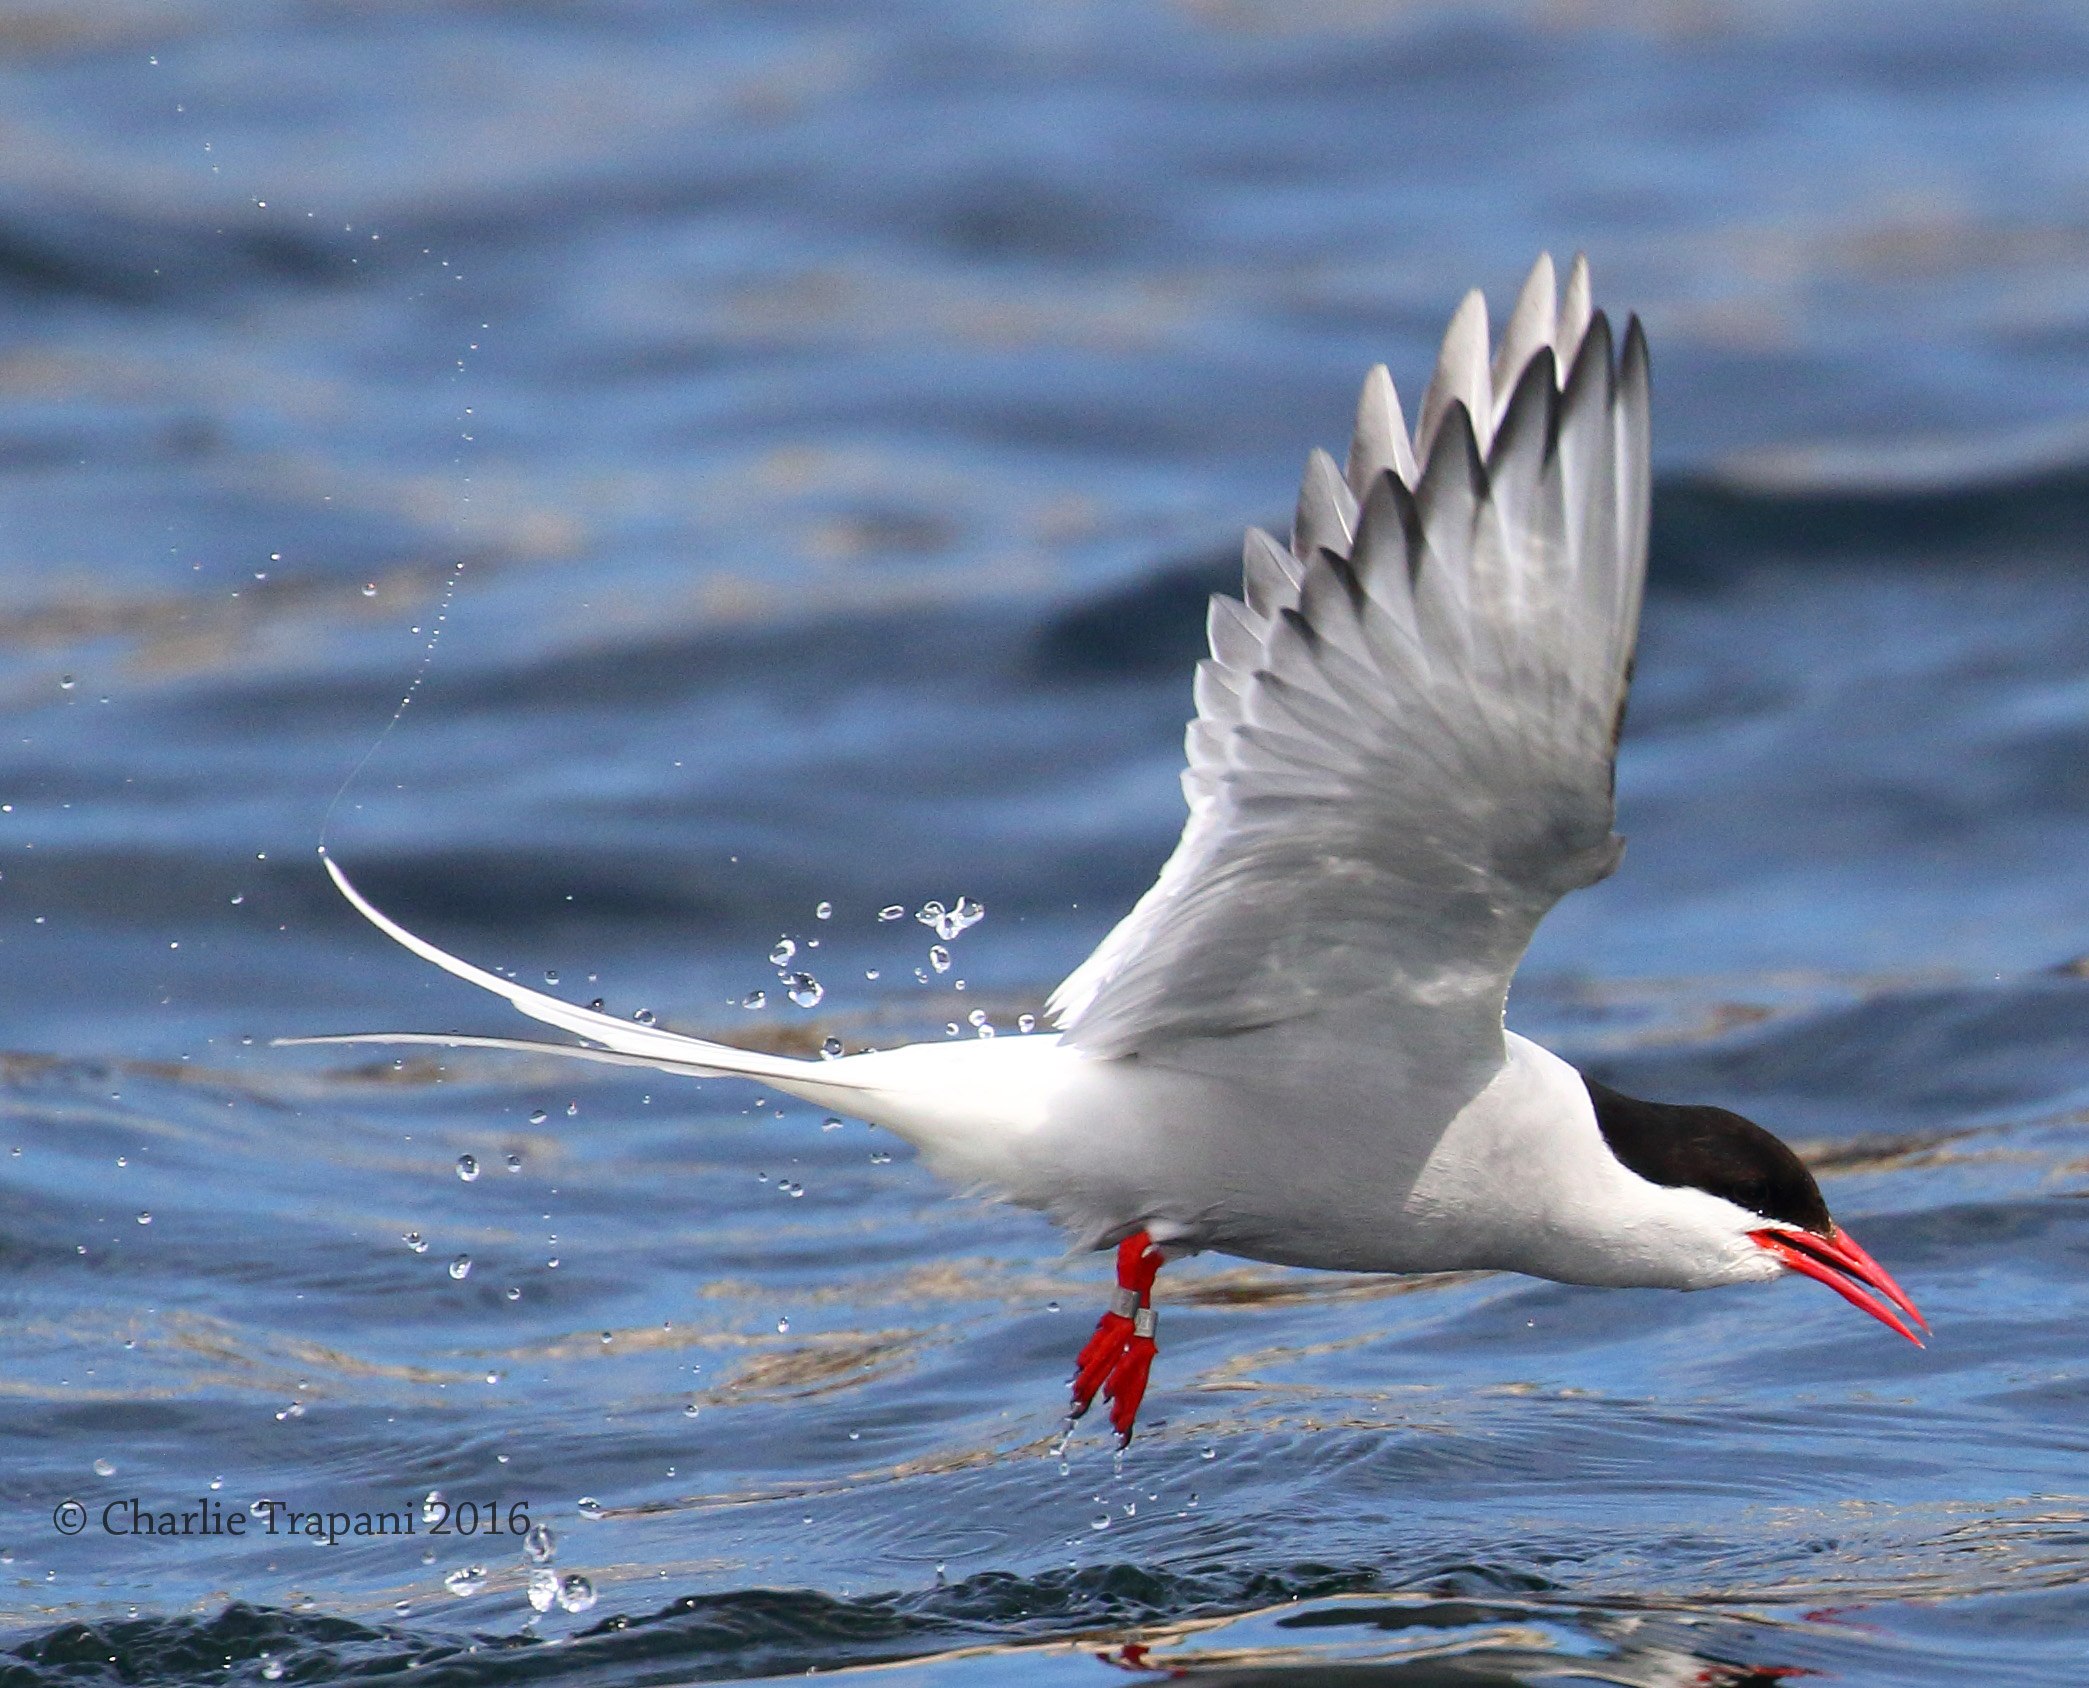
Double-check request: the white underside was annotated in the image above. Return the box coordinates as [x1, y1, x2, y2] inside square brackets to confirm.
[799, 1029, 1779, 1291]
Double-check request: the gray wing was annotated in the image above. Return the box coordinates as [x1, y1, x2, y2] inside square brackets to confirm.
[1048, 254, 1650, 1062]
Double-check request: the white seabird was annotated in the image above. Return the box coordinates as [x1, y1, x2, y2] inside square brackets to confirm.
[285, 254, 1927, 1445]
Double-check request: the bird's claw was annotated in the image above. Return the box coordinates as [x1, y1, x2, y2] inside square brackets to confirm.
[1070, 1309, 1136, 1415]
[1104, 1331, 1156, 1443]
[1066, 1231, 1164, 1441]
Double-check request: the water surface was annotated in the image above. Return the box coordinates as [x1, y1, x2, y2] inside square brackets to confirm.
[2, 4, 2088, 1684]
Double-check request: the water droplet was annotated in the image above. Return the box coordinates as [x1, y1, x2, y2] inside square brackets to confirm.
[684, 1402, 701, 1418]
[527, 1567, 559, 1612]
[878, 905, 904, 922]
[361, 583, 378, 598]
[456, 1154, 479, 1181]
[786, 972, 823, 1008]
[529, 1109, 548, 1125]
[230, 892, 245, 906]
[556, 1573, 596, 1613]
[449, 1255, 472, 1280]
[1091, 1514, 1110, 1531]
[261, 1656, 285, 1680]
[587, 998, 605, 1012]
[819, 1037, 843, 1060]
[1046, 1301, 1060, 1313]
[928, 945, 951, 973]
[543, 969, 559, 985]
[864, 968, 880, 980]
[565, 1102, 579, 1117]
[504, 1285, 521, 1301]
[576, 1496, 604, 1519]
[776, 1315, 791, 1334]
[93, 1457, 115, 1477]
[740, 990, 767, 1010]
[967, 1009, 987, 1027]
[632, 1008, 655, 1025]
[821, 1116, 843, 1132]
[444, 1565, 486, 1597]
[506, 1152, 523, 1172]
[136, 1210, 151, 1225]
[814, 901, 833, 920]
[1201, 1445, 1217, 1460]
[524, 1522, 556, 1562]
[59, 675, 75, 691]
[1018, 1014, 1037, 1034]
[769, 938, 796, 965]
[869, 1150, 892, 1165]
[275, 1401, 304, 1420]
[403, 1231, 427, 1253]
[788, 1183, 806, 1199]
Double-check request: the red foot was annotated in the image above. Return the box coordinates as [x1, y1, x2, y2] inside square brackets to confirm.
[1067, 1231, 1163, 1442]
[1071, 1311, 1134, 1415]
[1105, 1329, 1156, 1442]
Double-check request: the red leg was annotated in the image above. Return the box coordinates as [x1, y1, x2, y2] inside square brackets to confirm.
[1068, 1230, 1164, 1443]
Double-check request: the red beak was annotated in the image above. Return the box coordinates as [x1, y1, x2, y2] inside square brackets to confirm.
[1749, 1225, 1928, 1347]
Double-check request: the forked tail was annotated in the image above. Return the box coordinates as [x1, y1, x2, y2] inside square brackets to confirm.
[276, 856, 884, 1111]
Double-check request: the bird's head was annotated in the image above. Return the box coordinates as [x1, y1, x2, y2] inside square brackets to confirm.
[1584, 1077, 1927, 1345]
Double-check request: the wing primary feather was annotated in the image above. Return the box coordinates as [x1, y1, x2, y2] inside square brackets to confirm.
[1374, 466, 1429, 586]
[1486, 345, 1561, 480]
[1207, 594, 1264, 671]
[1276, 602, 1323, 652]
[1558, 253, 1593, 372]
[1416, 289, 1491, 465]
[1317, 545, 1369, 615]
[1344, 471, 1426, 652]
[1613, 313, 1653, 693]
[1562, 308, 1614, 406]
[1292, 447, 1359, 561]
[1490, 253, 1557, 421]
[1419, 396, 1491, 509]
[1241, 526, 1302, 619]
[1345, 363, 1419, 496]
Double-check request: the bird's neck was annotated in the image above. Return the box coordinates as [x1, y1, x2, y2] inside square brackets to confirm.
[1404, 1034, 1774, 1291]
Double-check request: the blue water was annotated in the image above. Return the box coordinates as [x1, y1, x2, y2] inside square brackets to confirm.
[3, 4, 2089, 1683]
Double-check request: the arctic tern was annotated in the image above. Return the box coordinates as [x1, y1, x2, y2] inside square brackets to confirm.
[286, 253, 1927, 1445]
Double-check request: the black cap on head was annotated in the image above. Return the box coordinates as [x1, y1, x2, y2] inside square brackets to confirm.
[1581, 1075, 1832, 1234]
